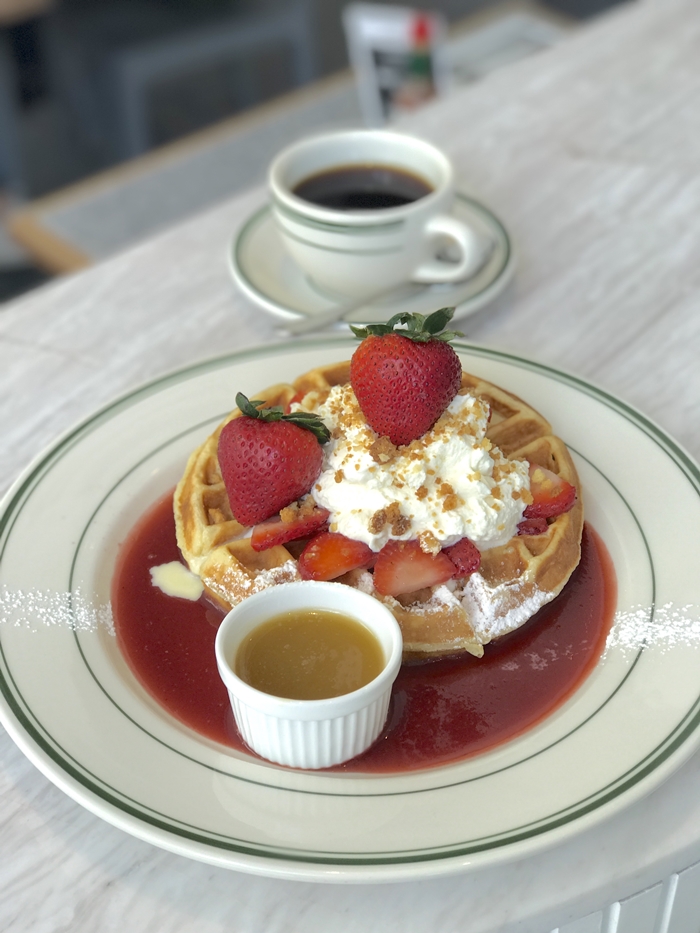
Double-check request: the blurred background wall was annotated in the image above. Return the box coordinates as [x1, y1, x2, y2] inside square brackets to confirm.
[1, 0, 626, 196]
[0, 0, 627, 300]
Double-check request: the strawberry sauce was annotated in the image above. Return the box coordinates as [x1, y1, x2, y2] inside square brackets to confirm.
[112, 492, 616, 773]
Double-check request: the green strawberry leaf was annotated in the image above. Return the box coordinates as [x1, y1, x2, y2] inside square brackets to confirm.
[424, 307, 455, 334]
[235, 393, 330, 444]
[349, 322, 391, 338]
[350, 307, 463, 343]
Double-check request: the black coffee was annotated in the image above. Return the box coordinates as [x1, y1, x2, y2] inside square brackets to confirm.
[293, 164, 433, 210]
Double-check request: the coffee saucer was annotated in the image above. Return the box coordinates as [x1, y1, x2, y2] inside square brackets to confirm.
[228, 193, 515, 325]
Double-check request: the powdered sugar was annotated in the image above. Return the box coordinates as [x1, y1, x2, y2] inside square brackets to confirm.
[342, 569, 553, 644]
[250, 561, 301, 589]
[604, 602, 700, 656]
[204, 559, 301, 608]
[352, 570, 376, 596]
[459, 573, 554, 643]
[0, 585, 114, 634]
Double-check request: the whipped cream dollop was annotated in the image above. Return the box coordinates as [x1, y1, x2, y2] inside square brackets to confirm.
[296, 384, 530, 553]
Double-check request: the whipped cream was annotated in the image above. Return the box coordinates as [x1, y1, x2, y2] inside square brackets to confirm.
[297, 384, 530, 553]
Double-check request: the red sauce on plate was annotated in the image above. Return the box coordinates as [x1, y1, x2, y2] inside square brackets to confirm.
[112, 492, 616, 772]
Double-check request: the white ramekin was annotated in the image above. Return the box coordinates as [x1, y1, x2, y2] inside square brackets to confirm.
[214, 581, 403, 769]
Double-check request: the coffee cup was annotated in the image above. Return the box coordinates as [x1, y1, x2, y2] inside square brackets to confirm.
[268, 129, 483, 300]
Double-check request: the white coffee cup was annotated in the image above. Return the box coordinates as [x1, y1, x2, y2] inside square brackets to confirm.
[268, 130, 483, 300]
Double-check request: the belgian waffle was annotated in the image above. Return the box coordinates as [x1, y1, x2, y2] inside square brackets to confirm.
[174, 362, 583, 659]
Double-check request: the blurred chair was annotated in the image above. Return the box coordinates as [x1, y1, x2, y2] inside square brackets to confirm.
[45, 0, 316, 161]
[7, 68, 361, 274]
[0, 0, 53, 197]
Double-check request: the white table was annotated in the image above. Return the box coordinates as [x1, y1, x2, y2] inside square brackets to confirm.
[2, 1, 700, 930]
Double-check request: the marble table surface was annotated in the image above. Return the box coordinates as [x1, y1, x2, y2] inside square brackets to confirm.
[2, 0, 700, 929]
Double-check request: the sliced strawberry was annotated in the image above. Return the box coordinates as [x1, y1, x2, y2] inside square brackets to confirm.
[443, 537, 481, 576]
[373, 539, 455, 597]
[517, 517, 549, 536]
[298, 532, 374, 581]
[523, 463, 576, 520]
[251, 507, 330, 552]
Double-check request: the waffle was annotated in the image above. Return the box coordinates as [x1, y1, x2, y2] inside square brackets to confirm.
[174, 362, 583, 660]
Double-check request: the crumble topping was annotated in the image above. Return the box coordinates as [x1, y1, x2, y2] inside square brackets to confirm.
[279, 494, 317, 524]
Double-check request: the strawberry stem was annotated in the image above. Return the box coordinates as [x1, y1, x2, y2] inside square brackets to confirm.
[350, 307, 463, 344]
[235, 393, 331, 444]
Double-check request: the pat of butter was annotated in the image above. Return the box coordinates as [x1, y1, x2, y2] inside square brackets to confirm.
[150, 562, 203, 601]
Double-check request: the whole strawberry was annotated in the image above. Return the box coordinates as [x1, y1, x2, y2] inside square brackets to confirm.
[218, 393, 330, 526]
[350, 308, 463, 446]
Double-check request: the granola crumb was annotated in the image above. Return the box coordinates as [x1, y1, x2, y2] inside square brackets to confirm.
[442, 494, 460, 512]
[418, 531, 440, 554]
[368, 508, 387, 534]
[369, 435, 399, 465]
[298, 494, 316, 518]
[279, 503, 298, 524]
[387, 501, 411, 536]
[280, 495, 316, 523]
[368, 501, 411, 536]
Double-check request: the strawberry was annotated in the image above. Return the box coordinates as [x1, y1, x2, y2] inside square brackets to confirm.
[443, 537, 481, 576]
[373, 539, 455, 597]
[523, 462, 576, 520]
[218, 393, 330, 527]
[517, 517, 549, 536]
[298, 532, 374, 581]
[350, 308, 463, 446]
[251, 506, 330, 552]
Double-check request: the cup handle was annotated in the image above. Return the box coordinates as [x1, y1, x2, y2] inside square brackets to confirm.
[412, 214, 484, 284]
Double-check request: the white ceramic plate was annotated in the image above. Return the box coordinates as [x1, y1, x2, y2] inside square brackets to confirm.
[228, 194, 515, 324]
[2, 340, 700, 883]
